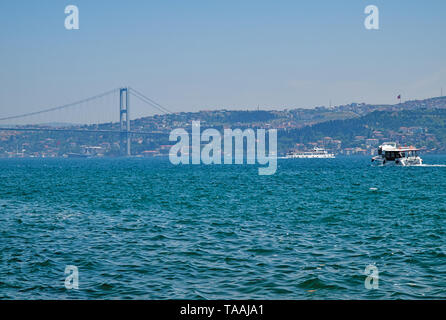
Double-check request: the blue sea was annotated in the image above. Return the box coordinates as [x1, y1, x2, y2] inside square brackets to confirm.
[0, 156, 445, 299]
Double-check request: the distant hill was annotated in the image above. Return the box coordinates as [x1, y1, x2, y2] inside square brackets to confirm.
[282, 108, 446, 152]
[1, 95, 446, 157]
[128, 96, 446, 130]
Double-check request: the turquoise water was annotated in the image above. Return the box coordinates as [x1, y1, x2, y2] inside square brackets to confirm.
[0, 156, 445, 299]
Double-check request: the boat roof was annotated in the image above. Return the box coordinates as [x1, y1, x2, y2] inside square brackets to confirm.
[398, 147, 420, 151]
[382, 146, 420, 152]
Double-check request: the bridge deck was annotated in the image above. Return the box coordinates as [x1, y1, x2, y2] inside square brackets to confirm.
[0, 127, 164, 136]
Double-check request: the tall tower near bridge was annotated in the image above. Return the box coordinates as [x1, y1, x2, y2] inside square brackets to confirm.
[119, 88, 131, 156]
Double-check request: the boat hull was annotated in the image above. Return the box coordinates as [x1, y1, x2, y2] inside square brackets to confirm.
[285, 155, 335, 159]
[371, 157, 423, 166]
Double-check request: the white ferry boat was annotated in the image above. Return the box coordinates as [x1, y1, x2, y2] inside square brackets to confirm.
[371, 142, 422, 166]
[283, 147, 335, 159]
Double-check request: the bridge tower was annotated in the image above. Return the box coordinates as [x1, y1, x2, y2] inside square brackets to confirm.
[119, 87, 131, 156]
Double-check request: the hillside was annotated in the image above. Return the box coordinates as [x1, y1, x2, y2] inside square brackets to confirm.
[282, 109, 446, 153]
[1, 96, 446, 157]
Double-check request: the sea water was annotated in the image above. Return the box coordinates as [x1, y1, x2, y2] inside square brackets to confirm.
[0, 156, 444, 299]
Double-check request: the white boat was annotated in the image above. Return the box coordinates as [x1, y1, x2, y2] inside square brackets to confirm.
[371, 142, 422, 166]
[283, 147, 335, 159]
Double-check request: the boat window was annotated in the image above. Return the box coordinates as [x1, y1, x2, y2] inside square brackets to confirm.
[385, 151, 395, 160]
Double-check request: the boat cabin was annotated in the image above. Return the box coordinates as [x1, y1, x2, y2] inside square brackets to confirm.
[378, 143, 420, 161]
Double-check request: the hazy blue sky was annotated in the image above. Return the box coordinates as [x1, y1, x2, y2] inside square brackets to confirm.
[1, 0, 445, 122]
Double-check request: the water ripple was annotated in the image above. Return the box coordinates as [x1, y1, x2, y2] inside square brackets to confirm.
[0, 156, 445, 299]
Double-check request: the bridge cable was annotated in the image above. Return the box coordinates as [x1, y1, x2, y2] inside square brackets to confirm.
[0, 88, 120, 122]
[129, 87, 173, 114]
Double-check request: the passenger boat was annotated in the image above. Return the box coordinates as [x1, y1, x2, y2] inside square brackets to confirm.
[283, 147, 335, 159]
[371, 142, 422, 166]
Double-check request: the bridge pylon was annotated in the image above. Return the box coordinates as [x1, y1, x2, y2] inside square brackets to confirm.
[119, 87, 131, 156]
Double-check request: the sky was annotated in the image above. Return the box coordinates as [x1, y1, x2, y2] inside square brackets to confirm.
[0, 0, 445, 123]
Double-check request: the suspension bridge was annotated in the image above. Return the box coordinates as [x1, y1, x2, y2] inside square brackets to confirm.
[0, 87, 173, 156]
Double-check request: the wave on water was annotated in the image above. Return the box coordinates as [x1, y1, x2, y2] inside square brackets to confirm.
[417, 164, 446, 167]
[0, 156, 445, 299]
